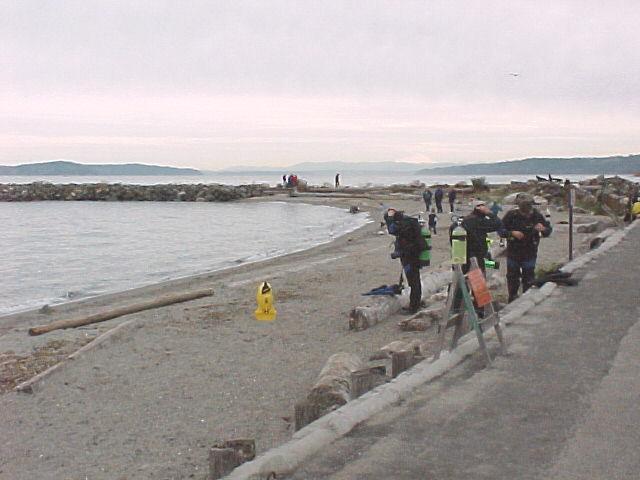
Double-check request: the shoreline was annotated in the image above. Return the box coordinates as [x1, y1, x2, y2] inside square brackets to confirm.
[0, 195, 371, 321]
[1, 197, 376, 330]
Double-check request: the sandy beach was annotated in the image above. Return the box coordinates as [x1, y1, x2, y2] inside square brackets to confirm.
[0, 190, 608, 479]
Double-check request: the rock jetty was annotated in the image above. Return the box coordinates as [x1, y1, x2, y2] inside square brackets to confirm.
[0, 182, 269, 202]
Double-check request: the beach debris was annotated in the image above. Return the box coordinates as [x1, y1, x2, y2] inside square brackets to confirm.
[28, 288, 215, 336]
[38, 304, 52, 314]
[397, 308, 442, 331]
[209, 439, 255, 480]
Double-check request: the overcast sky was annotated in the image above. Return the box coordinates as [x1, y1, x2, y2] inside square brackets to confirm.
[1, 0, 639, 169]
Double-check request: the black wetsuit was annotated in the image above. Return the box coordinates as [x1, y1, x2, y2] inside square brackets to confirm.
[500, 208, 552, 302]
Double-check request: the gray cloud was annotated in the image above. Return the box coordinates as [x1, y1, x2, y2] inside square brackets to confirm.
[1, 1, 639, 167]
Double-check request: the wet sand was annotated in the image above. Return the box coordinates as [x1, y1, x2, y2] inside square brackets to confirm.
[0, 192, 600, 479]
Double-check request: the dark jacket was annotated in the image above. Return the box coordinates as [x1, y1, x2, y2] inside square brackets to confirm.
[434, 188, 444, 201]
[422, 190, 432, 202]
[385, 212, 425, 264]
[500, 208, 552, 260]
[448, 190, 457, 201]
[449, 211, 502, 266]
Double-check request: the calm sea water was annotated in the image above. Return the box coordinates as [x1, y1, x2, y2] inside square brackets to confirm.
[0, 201, 368, 315]
[2, 171, 634, 187]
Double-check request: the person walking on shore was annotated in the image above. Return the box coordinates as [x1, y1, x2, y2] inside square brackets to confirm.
[422, 189, 432, 212]
[448, 189, 457, 212]
[335, 173, 340, 188]
[384, 208, 426, 314]
[499, 193, 552, 302]
[434, 187, 444, 213]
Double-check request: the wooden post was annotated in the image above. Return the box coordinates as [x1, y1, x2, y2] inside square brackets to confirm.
[350, 370, 374, 398]
[294, 399, 322, 431]
[208, 439, 255, 480]
[568, 185, 575, 261]
[391, 350, 413, 378]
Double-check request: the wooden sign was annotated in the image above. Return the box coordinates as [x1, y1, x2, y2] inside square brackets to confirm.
[466, 268, 493, 307]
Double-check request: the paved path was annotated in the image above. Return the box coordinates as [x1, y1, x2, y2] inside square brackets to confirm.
[292, 225, 640, 480]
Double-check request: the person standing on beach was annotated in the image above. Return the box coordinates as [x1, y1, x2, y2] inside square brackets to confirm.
[434, 187, 444, 213]
[499, 193, 552, 302]
[384, 208, 426, 314]
[448, 189, 457, 212]
[335, 173, 340, 188]
[422, 189, 432, 212]
[449, 200, 502, 274]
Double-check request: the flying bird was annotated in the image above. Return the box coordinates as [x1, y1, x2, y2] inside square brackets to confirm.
[508, 72, 521, 77]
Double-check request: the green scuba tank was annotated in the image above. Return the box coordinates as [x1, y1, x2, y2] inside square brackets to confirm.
[451, 219, 467, 265]
[418, 224, 431, 266]
[484, 258, 500, 269]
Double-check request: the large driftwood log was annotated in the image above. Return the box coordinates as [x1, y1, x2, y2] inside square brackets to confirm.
[295, 353, 365, 430]
[349, 270, 452, 331]
[28, 289, 215, 336]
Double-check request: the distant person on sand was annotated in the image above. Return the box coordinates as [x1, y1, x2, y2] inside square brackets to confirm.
[282, 174, 287, 187]
[428, 209, 438, 235]
[448, 189, 457, 212]
[499, 193, 552, 303]
[434, 187, 444, 213]
[422, 189, 432, 211]
[335, 173, 340, 188]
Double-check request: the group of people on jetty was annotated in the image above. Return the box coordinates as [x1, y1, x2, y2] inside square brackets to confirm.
[385, 192, 552, 314]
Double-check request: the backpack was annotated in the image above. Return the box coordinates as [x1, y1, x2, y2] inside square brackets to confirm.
[396, 216, 428, 258]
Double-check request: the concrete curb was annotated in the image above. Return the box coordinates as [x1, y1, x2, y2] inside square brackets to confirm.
[225, 221, 640, 480]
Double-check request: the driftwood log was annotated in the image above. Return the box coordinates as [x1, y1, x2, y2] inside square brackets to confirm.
[349, 270, 452, 331]
[397, 307, 443, 331]
[295, 353, 365, 430]
[28, 288, 215, 336]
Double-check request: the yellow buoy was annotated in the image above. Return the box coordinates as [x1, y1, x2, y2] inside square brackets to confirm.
[255, 281, 277, 321]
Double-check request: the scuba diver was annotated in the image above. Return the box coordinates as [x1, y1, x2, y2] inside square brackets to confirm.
[499, 193, 552, 302]
[448, 199, 502, 274]
[384, 208, 430, 314]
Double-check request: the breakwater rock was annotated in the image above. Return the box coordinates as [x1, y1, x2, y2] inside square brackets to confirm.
[0, 183, 269, 202]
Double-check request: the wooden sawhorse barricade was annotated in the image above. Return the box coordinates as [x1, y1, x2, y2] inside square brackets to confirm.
[435, 258, 506, 365]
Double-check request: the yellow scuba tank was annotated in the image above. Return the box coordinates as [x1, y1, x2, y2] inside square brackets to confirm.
[255, 281, 277, 321]
[451, 219, 467, 265]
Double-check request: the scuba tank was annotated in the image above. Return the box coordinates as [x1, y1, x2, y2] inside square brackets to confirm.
[418, 216, 431, 266]
[483, 237, 500, 270]
[451, 218, 467, 265]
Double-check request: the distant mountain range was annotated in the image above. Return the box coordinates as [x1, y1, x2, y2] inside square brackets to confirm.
[416, 154, 640, 175]
[0, 161, 202, 176]
[216, 160, 456, 173]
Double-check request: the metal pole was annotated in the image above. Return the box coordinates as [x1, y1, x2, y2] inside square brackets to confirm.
[568, 186, 574, 261]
